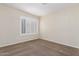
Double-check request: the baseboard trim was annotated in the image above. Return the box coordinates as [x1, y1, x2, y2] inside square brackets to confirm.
[40, 39, 79, 50]
[0, 38, 79, 50]
[0, 39, 38, 49]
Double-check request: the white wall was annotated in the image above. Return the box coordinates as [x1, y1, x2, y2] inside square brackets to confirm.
[40, 6, 79, 48]
[0, 5, 40, 47]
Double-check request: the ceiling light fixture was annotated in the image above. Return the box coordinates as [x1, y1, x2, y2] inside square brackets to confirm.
[41, 3, 48, 5]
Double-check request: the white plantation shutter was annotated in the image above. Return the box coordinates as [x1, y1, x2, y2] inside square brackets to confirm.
[20, 16, 38, 35]
[21, 19, 26, 34]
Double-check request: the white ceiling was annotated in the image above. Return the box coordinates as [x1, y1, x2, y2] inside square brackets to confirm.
[4, 3, 79, 16]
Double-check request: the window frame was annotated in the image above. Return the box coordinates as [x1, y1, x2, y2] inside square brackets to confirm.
[20, 16, 39, 36]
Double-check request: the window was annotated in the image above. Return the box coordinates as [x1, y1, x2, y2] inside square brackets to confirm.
[20, 16, 39, 35]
